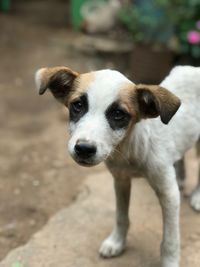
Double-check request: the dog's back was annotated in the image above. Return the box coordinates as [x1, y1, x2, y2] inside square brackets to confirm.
[162, 66, 200, 151]
[162, 66, 200, 103]
[160, 66, 200, 153]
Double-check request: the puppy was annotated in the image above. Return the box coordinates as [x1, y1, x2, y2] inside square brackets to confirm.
[35, 65, 200, 267]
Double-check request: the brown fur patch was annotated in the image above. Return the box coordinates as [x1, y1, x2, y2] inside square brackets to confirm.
[136, 84, 181, 124]
[39, 66, 79, 95]
[67, 72, 95, 105]
[118, 82, 181, 125]
[118, 82, 140, 123]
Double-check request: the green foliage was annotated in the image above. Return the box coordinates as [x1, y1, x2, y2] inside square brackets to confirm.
[178, 21, 200, 58]
[119, 0, 200, 58]
[119, 0, 174, 46]
[174, 1, 200, 58]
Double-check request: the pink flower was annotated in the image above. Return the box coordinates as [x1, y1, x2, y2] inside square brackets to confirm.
[187, 31, 200, 44]
[196, 20, 200, 29]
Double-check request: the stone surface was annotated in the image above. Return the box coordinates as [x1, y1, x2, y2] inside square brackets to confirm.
[1, 169, 200, 267]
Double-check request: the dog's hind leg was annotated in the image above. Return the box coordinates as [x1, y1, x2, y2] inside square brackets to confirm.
[99, 175, 131, 258]
[190, 141, 200, 212]
[174, 158, 185, 190]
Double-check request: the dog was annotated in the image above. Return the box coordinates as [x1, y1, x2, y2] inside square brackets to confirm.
[35, 65, 200, 267]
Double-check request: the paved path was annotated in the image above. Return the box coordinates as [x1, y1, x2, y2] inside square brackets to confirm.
[1, 171, 200, 267]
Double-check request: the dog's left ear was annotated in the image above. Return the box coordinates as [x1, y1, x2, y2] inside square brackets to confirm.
[35, 66, 79, 104]
[135, 84, 181, 124]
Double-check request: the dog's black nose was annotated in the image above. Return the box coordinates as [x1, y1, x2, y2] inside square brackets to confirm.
[75, 142, 97, 159]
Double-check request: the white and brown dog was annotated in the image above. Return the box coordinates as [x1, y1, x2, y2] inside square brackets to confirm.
[35, 65, 200, 267]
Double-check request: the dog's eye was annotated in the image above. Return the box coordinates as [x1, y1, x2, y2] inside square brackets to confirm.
[112, 109, 126, 120]
[71, 100, 83, 113]
[69, 94, 88, 123]
[105, 102, 131, 130]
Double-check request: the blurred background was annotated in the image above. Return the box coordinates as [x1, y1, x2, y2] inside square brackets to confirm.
[0, 0, 199, 261]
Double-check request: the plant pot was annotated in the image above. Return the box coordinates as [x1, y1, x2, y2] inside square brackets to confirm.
[131, 45, 174, 84]
[175, 53, 200, 67]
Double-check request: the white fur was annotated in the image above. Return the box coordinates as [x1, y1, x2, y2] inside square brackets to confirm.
[36, 65, 200, 267]
[35, 68, 45, 93]
[68, 66, 200, 267]
[68, 70, 131, 165]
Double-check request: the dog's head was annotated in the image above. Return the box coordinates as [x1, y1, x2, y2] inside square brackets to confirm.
[35, 66, 181, 166]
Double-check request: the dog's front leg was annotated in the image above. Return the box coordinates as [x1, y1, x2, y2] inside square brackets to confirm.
[99, 175, 131, 258]
[148, 167, 180, 267]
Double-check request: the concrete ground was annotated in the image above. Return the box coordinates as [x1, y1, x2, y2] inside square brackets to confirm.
[0, 0, 104, 260]
[1, 168, 200, 267]
[0, 1, 200, 266]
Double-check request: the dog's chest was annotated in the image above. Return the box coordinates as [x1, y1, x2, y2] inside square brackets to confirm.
[106, 156, 145, 178]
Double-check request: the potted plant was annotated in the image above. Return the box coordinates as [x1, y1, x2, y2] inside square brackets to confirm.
[175, 0, 200, 65]
[119, 0, 176, 84]
[119, 0, 200, 83]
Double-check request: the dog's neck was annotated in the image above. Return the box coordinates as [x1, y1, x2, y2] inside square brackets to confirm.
[106, 119, 152, 176]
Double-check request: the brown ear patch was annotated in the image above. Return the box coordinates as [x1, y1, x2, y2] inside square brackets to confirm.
[35, 66, 79, 103]
[137, 88, 160, 119]
[136, 84, 181, 124]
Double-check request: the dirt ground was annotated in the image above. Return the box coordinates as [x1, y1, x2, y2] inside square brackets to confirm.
[0, 0, 105, 260]
[0, 0, 199, 263]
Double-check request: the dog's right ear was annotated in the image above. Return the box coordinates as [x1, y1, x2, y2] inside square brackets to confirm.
[35, 66, 79, 104]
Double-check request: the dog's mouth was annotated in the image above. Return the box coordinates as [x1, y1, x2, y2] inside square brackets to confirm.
[73, 156, 100, 167]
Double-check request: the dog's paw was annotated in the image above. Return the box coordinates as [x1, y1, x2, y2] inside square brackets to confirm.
[161, 260, 179, 267]
[161, 255, 179, 267]
[99, 236, 125, 258]
[190, 188, 200, 212]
